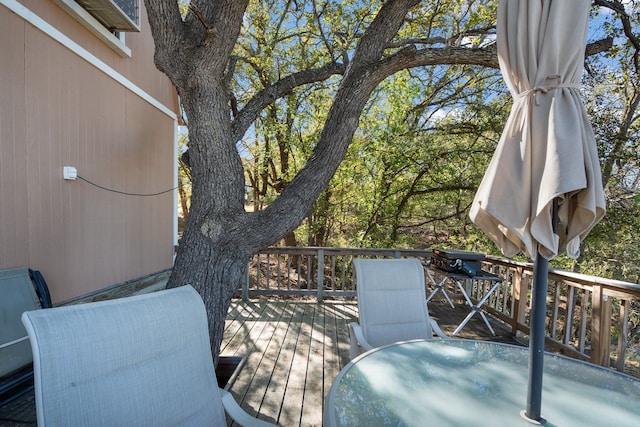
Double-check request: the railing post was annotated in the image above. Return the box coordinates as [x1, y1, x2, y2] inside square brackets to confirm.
[511, 266, 526, 335]
[317, 248, 324, 302]
[591, 286, 612, 367]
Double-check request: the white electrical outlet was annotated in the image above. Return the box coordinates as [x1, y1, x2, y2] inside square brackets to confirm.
[63, 166, 78, 180]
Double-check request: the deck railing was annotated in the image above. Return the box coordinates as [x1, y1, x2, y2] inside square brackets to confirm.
[244, 246, 640, 376]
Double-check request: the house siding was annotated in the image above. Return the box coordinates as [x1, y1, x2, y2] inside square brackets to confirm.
[1, 0, 178, 302]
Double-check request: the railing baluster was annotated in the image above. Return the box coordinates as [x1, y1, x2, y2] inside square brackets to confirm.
[256, 253, 262, 292]
[243, 263, 249, 301]
[551, 282, 561, 340]
[286, 255, 291, 291]
[276, 254, 281, 290]
[331, 256, 336, 291]
[578, 290, 589, 353]
[317, 249, 324, 301]
[617, 300, 629, 371]
[565, 286, 576, 347]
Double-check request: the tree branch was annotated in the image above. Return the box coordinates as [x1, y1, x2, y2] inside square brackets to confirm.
[586, 37, 615, 58]
[188, 3, 216, 36]
[247, 0, 422, 248]
[231, 61, 347, 141]
[389, 24, 497, 49]
[593, 0, 640, 72]
[145, 0, 249, 88]
[231, 35, 613, 143]
[143, 0, 188, 78]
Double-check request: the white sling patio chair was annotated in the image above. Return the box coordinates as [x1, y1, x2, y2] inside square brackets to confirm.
[21, 285, 277, 427]
[349, 258, 448, 359]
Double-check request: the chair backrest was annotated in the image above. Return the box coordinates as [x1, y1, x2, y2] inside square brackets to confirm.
[353, 258, 433, 348]
[1, 268, 42, 378]
[22, 285, 226, 427]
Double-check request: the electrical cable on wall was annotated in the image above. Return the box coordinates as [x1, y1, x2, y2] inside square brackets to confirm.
[77, 176, 178, 197]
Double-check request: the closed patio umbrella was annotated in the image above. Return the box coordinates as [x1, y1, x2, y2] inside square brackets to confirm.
[469, 0, 606, 422]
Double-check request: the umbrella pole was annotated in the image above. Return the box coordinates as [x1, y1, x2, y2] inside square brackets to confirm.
[523, 199, 558, 424]
[523, 252, 549, 423]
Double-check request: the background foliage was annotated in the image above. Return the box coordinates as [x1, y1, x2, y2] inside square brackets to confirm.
[177, 0, 639, 283]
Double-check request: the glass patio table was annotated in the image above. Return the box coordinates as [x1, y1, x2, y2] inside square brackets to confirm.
[324, 339, 640, 427]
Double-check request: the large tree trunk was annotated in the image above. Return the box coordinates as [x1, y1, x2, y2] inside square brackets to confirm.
[170, 235, 247, 365]
[168, 78, 252, 364]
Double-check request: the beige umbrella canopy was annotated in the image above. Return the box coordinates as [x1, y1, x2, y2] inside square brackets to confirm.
[469, 0, 607, 422]
[470, 0, 606, 261]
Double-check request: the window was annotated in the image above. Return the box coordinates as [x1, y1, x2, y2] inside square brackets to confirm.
[75, 0, 140, 32]
[53, 0, 135, 56]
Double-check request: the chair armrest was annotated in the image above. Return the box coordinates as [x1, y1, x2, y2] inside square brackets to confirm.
[430, 318, 450, 339]
[348, 322, 374, 359]
[220, 388, 279, 426]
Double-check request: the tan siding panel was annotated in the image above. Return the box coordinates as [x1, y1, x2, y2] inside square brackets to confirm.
[25, 0, 178, 109]
[0, 9, 30, 266]
[1, 3, 175, 302]
[122, 92, 175, 273]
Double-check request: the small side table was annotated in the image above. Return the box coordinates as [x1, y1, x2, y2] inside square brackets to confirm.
[425, 267, 502, 336]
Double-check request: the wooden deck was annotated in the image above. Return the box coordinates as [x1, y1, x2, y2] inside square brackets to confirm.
[0, 297, 517, 427]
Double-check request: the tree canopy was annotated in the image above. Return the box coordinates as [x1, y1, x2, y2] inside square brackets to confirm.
[146, 0, 639, 359]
